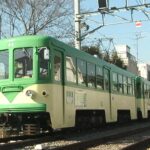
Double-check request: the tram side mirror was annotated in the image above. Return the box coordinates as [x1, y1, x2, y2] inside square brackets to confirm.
[44, 48, 50, 60]
[38, 47, 50, 60]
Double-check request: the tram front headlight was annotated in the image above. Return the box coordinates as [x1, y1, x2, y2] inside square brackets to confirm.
[26, 90, 35, 98]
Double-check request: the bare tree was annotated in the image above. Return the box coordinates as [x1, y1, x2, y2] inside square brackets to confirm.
[0, 0, 74, 41]
[111, 51, 125, 69]
[82, 45, 103, 58]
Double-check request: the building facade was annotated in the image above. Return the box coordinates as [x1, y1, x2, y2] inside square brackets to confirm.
[138, 63, 150, 81]
[115, 45, 138, 75]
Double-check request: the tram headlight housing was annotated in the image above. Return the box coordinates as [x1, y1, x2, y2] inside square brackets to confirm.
[26, 90, 35, 98]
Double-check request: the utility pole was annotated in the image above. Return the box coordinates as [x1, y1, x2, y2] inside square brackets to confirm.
[74, 0, 150, 51]
[136, 33, 139, 63]
[135, 32, 145, 63]
[74, 0, 81, 50]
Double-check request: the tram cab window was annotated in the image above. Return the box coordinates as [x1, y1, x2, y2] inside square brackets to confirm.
[66, 56, 76, 83]
[77, 59, 86, 86]
[87, 63, 95, 88]
[96, 66, 103, 89]
[14, 48, 33, 78]
[38, 47, 49, 78]
[0, 50, 9, 79]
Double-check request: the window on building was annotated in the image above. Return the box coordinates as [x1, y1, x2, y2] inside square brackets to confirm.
[87, 63, 95, 88]
[0, 50, 9, 79]
[96, 66, 103, 89]
[14, 48, 33, 78]
[66, 56, 76, 83]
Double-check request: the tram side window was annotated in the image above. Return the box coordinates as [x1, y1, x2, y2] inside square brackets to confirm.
[136, 82, 141, 98]
[123, 76, 127, 94]
[96, 66, 103, 89]
[118, 74, 123, 93]
[87, 63, 95, 88]
[14, 48, 33, 78]
[77, 59, 86, 86]
[148, 86, 150, 98]
[144, 84, 149, 98]
[0, 50, 9, 79]
[128, 78, 132, 95]
[112, 72, 118, 92]
[149, 86, 150, 98]
[132, 79, 135, 95]
[146, 85, 149, 98]
[66, 56, 76, 83]
[54, 55, 61, 81]
[104, 69, 109, 91]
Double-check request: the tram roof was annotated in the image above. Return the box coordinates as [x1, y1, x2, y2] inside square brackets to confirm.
[0, 35, 136, 78]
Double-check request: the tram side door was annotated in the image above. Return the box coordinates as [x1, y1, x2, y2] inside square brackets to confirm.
[53, 50, 65, 127]
[103, 67, 112, 121]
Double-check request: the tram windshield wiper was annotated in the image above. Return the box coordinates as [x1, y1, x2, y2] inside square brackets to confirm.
[23, 48, 31, 58]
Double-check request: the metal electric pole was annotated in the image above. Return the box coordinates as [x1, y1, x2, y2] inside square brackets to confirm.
[135, 32, 145, 63]
[74, 0, 81, 50]
[74, 0, 150, 51]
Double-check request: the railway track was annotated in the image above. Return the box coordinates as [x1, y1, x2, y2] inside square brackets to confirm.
[0, 133, 66, 150]
[49, 122, 150, 150]
[0, 121, 150, 150]
[122, 136, 150, 150]
[0, 131, 64, 150]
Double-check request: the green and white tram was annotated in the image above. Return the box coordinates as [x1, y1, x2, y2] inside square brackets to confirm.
[136, 77, 150, 119]
[0, 35, 142, 134]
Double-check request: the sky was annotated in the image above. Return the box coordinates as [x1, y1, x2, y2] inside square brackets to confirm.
[79, 0, 150, 63]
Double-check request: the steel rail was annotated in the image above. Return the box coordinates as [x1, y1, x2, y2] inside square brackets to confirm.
[122, 138, 150, 150]
[50, 126, 150, 150]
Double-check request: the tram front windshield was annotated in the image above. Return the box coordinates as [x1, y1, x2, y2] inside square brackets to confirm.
[0, 50, 9, 80]
[14, 48, 33, 78]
